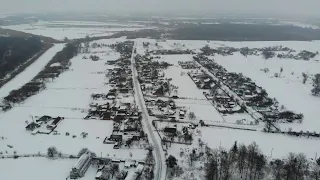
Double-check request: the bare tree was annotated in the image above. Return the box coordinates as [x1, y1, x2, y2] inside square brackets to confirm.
[302, 73, 308, 84]
[188, 112, 196, 120]
[47, 146, 58, 158]
[77, 148, 89, 157]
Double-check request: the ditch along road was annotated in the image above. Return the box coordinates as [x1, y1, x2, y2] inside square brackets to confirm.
[130, 41, 166, 180]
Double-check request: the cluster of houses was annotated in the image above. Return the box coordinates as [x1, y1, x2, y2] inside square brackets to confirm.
[87, 41, 146, 150]
[135, 54, 189, 121]
[178, 61, 200, 69]
[135, 54, 174, 97]
[188, 71, 244, 114]
[95, 159, 145, 180]
[154, 120, 196, 146]
[144, 97, 187, 120]
[193, 55, 303, 122]
[105, 112, 144, 149]
[25, 115, 64, 135]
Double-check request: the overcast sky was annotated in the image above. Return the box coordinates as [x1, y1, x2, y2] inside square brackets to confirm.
[0, 0, 319, 17]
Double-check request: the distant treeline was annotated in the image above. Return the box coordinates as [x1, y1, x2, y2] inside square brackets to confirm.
[168, 24, 320, 41]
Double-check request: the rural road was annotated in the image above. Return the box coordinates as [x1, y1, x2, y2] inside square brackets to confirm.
[130, 41, 166, 180]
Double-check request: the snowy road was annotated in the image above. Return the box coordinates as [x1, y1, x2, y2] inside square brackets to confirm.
[130, 42, 166, 180]
[0, 44, 65, 100]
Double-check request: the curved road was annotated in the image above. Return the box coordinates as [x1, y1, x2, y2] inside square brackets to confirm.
[130, 42, 166, 180]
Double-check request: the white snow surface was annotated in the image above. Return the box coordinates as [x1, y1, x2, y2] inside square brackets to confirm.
[2, 21, 153, 40]
[0, 44, 65, 100]
[0, 158, 77, 180]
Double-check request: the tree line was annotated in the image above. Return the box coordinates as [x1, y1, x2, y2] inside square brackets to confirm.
[166, 141, 320, 180]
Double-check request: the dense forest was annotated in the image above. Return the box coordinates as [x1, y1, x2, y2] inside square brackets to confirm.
[0, 36, 43, 81]
[168, 24, 320, 41]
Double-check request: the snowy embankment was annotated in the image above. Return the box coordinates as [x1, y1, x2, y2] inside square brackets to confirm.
[0, 44, 65, 100]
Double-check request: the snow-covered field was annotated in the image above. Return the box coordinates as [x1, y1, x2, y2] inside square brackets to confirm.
[0, 158, 77, 180]
[2, 21, 153, 40]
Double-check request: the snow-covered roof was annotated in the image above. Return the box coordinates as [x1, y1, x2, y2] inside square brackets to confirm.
[136, 164, 144, 173]
[95, 171, 103, 178]
[50, 62, 61, 67]
[72, 152, 91, 170]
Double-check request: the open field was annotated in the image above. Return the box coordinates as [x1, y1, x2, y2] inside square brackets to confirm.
[2, 21, 154, 40]
[0, 158, 77, 180]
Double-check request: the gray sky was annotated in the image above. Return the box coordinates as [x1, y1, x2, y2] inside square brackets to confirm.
[0, 0, 319, 17]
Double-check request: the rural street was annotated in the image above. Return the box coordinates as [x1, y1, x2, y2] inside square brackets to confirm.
[130, 41, 166, 180]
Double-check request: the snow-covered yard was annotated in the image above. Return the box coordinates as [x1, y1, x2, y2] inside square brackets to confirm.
[0, 158, 77, 180]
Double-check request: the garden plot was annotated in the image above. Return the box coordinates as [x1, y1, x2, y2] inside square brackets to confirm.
[157, 55, 205, 99]
[55, 119, 113, 139]
[214, 52, 320, 132]
[2, 21, 150, 40]
[0, 158, 77, 180]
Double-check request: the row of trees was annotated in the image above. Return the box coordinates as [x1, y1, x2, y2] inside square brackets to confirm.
[201, 44, 318, 60]
[312, 74, 320, 96]
[167, 141, 320, 180]
[203, 142, 319, 180]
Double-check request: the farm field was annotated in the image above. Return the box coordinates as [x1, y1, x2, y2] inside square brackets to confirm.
[2, 21, 153, 40]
